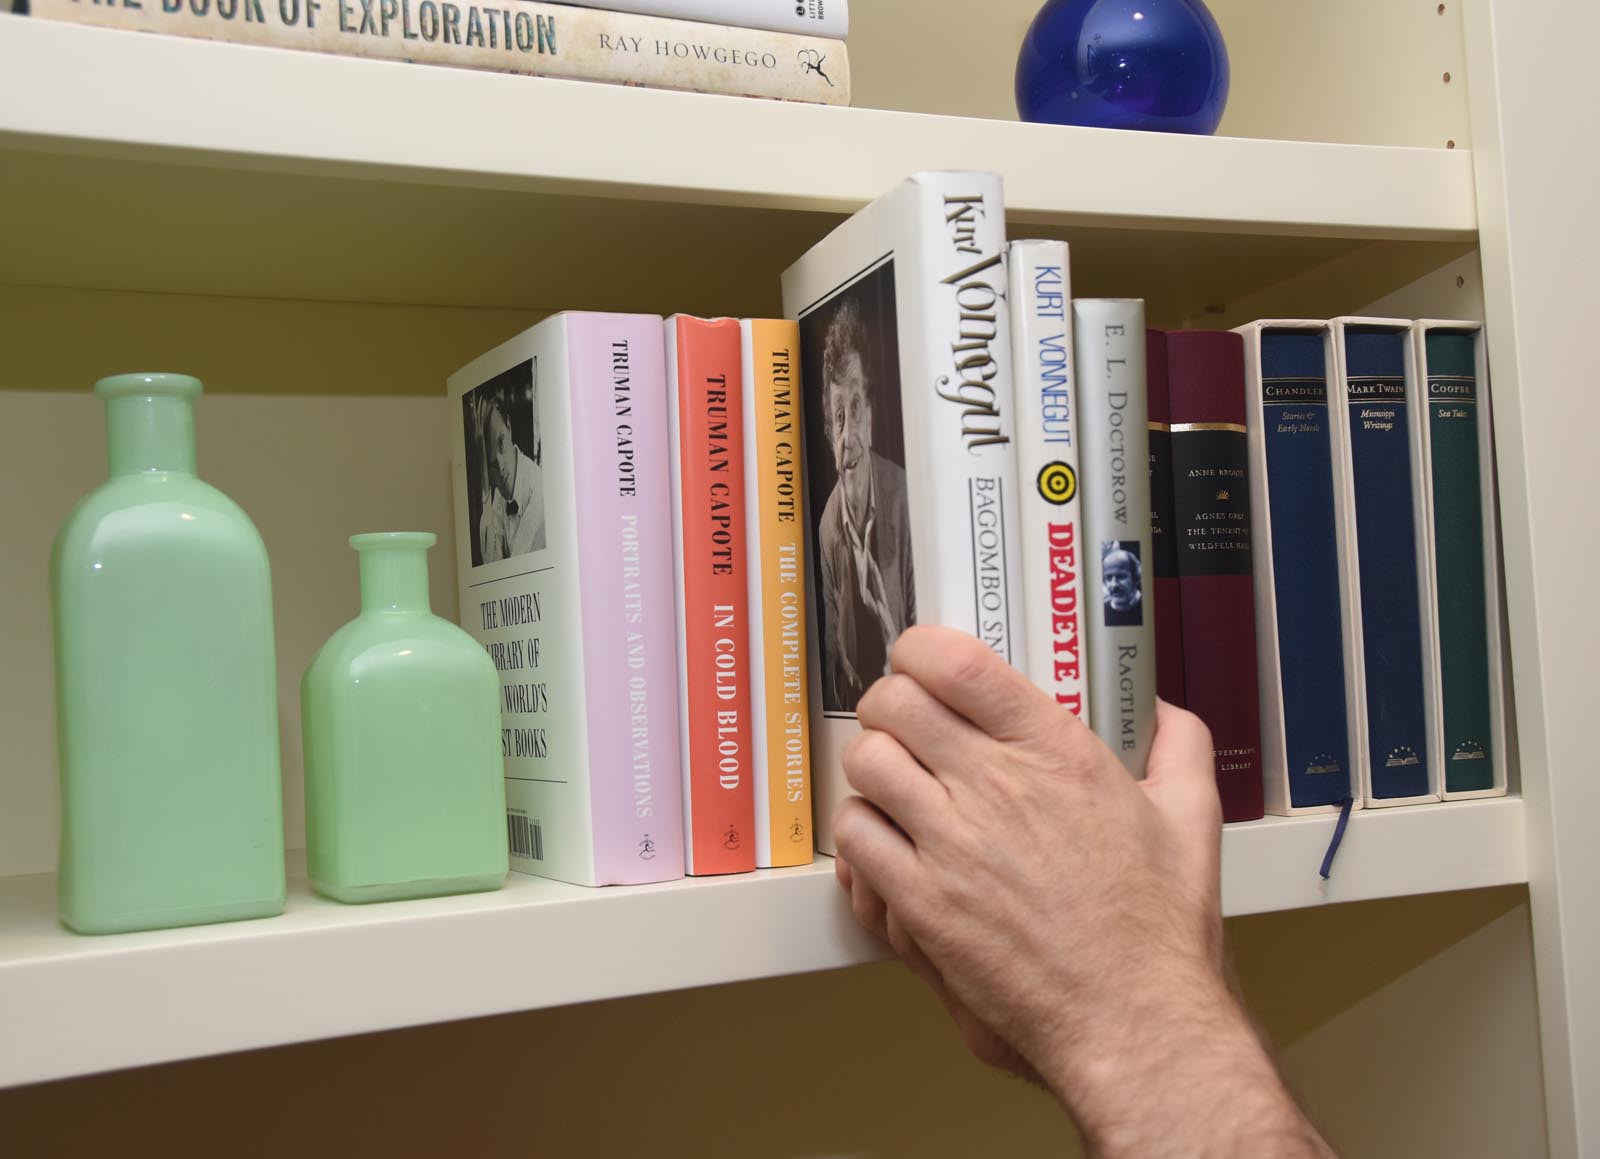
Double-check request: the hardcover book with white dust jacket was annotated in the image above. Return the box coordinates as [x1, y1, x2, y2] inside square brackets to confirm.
[781, 171, 1029, 854]
[448, 312, 685, 886]
[1009, 239, 1088, 722]
[1073, 299, 1155, 778]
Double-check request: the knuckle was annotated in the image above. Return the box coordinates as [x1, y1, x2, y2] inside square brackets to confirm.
[830, 796, 873, 854]
[941, 634, 1000, 689]
[842, 729, 896, 791]
[882, 674, 927, 725]
[858, 673, 917, 731]
[889, 623, 939, 668]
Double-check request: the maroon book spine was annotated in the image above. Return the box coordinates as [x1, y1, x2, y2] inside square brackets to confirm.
[1146, 329, 1186, 708]
[1166, 331, 1265, 822]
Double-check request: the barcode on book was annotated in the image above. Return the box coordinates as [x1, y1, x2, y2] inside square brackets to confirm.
[508, 812, 544, 861]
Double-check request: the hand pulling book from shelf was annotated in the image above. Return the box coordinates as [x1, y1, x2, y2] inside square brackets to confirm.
[1073, 300, 1154, 778]
[781, 171, 1029, 854]
[553, 0, 846, 37]
[448, 312, 685, 887]
[741, 318, 814, 867]
[25, 0, 850, 105]
[1165, 330, 1264, 822]
[1333, 319, 1439, 806]
[1416, 322, 1506, 799]
[1241, 322, 1357, 815]
[667, 315, 756, 875]
[1008, 240, 1087, 722]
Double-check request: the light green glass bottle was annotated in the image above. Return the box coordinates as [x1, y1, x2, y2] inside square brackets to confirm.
[52, 373, 286, 934]
[301, 533, 508, 903]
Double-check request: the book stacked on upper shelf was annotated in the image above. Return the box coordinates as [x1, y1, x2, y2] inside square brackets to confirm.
[13, 0, 850, 105]
[556, 0, 846, 37]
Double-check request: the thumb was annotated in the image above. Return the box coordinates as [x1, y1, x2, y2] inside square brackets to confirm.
[1142, 699, 1222, 864]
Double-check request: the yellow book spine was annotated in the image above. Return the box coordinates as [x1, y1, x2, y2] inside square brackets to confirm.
[742, 319, 813, 867]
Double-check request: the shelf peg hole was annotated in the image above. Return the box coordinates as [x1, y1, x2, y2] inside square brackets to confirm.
[1447, 139, 1457, 149]
[1456, 276, 1467, 289]
[1438, 3, 1445, 13]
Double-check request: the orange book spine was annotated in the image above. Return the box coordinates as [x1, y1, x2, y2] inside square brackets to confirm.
[742, 319, 814, 867]
[666, 316, 756, 875]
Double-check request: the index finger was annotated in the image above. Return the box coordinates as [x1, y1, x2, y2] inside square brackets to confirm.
[887, 625, 1047, 743]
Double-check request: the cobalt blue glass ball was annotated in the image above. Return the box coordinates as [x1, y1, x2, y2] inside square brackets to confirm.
[1016, 0, 1230, 134]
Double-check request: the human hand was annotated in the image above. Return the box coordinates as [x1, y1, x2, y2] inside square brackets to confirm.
[836, 855, 1044, 1087]
[834, 625, 1333, 1158]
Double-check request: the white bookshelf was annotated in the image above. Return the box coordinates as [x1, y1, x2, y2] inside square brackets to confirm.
[0, 798, 1527, 1088]
[0, 1, 1590, 1153]
[0, 17, 1475, 237]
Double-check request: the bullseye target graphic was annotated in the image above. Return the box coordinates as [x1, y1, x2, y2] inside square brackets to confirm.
[1036, 461, 1077, 506]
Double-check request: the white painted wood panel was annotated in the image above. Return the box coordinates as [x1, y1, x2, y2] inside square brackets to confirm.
[0, 16, 1476, 240]
[1461, 2, 1600, 1153]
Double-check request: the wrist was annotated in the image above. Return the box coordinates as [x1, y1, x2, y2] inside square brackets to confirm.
[1033, 968, 1330, 1159]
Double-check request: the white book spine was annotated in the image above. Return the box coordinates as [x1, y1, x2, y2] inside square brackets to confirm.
[1073, 299, 1155, 777]
[553, 0, 847, 37]
[1008, 239, 1089, 723]
[781, 170, 1028, 854]
[898, 175, 1028, 675]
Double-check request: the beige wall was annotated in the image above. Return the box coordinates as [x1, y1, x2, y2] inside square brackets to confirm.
[849, 0, 1469, 149]
[2, 887, 1542, 1158]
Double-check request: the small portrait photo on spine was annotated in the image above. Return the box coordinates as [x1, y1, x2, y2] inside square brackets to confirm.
[1100, 540, 1144, 627]
[798, 257, 916, 716]
[463, 358, 545, 568]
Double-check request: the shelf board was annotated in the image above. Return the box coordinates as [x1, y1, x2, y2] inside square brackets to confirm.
[0, 797, 1526, 1087]
[0, 17, 1476, 239]
[0, 19, 1479, 321]
[1220, 796, 1527, 917]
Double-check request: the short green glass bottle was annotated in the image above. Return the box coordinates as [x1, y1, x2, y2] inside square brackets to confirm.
[301, 532, 508, 903]
[52, 373, 287, 934]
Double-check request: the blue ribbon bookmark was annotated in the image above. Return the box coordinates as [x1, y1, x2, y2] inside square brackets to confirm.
[1318, 796, 1356, 880]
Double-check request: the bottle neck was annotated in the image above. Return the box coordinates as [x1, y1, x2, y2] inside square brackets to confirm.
[358, 544, 433, 614]
[105, 393, 197, 476]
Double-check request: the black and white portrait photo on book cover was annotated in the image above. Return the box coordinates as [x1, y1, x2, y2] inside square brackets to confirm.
[1101, 540, 1144, 627]
[463, 359, 546, 568]
[799, 257, 916, 716]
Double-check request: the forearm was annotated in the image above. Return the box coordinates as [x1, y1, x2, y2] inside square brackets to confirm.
[1038, 971, 1335, 1159]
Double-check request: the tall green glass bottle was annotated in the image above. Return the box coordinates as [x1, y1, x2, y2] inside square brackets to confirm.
[52, 373, 286, 934]
[300, 533, 507, 903]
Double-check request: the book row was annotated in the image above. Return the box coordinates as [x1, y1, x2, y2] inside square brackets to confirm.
[456, 172, 1510, 879]
[450, 314, 815, 884]
[1148, 318, 1506, 822]
[11, 0, 851, 105]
